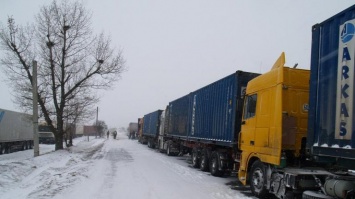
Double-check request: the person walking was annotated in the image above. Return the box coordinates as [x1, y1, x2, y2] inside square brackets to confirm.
[107, 131, 110, 139]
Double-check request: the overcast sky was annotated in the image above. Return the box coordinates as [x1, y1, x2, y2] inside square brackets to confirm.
[1, 0, 354, 129]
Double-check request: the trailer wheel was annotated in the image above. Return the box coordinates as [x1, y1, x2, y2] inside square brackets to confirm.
[210, 152, 223, 177]
[158, 140, 163, 152]
[2, 144, 8, 154]
[200, 149, 209, 172]
[0, 145, 5, 154]
[191, 148, 200, 168]
[167, 145, 172, 156]
[250, 160, 268, 198]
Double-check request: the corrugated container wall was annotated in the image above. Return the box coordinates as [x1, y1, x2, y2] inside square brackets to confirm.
[308, 5, 355, 162]
[143, 110, 163, 137]
[189, 71, 259, 147]
[0, 108, 33, 142]
[167, 94, 192, 139]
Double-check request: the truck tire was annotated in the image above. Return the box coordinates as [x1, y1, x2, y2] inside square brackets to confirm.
[0, 144, 5, 154]
[191, 148, 200, 168]
[1, 144, 8, 154]
[200, 149, 209, 172]
[150, 140, 155, 149]
[167, 145, 172, 156]
[250, 160, 269, 198]
[158, 140, 163, 153]
[210, 151, 223, 177]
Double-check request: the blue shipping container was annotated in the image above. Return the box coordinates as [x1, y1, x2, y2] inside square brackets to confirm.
[143, 110, 162, 137]
[308, 5, 355, 161]
[188, 71, 259, 147]
[166, 94, 192, 139]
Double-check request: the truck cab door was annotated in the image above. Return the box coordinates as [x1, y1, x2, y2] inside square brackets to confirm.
[240, 94, 257, 152]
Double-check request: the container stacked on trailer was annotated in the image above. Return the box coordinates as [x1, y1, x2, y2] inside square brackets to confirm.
[0, 108, 34, 154]
[141, 110, 163, 148]
[238, 5, 355, 199]
[158, 71, 260, 176]
[157, 95, 191, 156]
[137, 5, 355, 199]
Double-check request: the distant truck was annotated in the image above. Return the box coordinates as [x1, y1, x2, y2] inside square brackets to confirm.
[137, 118, 144, 142]
[38, 125, 55, 144]
[75, 125, 84, 137]
[128, 122, 138, 139]
[0, 108, 34, 154]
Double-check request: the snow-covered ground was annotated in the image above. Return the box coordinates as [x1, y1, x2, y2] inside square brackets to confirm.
[0, 131, 253, 199]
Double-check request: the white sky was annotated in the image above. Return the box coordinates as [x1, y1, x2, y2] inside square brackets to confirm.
[0, 0, 354, 129]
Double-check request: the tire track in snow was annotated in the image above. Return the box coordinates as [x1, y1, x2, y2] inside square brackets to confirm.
[93, 139, 135, 199]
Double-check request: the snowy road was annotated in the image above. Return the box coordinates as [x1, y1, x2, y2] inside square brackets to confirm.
[0, 132, 254, 199]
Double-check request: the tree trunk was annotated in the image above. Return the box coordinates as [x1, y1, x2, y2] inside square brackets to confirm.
[69, 130, 73, 147]
[55, 129, 64, 150]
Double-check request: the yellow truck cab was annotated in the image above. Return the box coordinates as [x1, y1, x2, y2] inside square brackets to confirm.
[238, 53, 310, 198]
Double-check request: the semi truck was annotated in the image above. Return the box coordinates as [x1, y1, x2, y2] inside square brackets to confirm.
[75, 125, 84, 137]
[128, 122, 138, 139]
[158, 71, 259, 168]
[137, 118, 144, 143]
[38, 125, 55, 144]
[237, 6, 355, 199]
[141, 110, 162, 147]
[0, 108, 34, 154]
[139, 5, 355, 199]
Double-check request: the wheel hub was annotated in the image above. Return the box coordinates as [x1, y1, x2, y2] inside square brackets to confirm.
[252, 169, 264, 191]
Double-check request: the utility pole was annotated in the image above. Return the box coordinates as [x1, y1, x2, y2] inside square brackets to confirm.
[96, 106, 98, 138]
[32, 60, 39, 157]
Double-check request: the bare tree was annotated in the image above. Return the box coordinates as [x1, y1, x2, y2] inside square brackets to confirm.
[63, 87, 98, 147]
[0, 0, 125, 150]
[95, 120, 107, 138]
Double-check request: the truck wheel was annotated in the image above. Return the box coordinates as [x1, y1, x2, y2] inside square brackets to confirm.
[167, 145, 172, 156]
[2, 144, 8, 154]
[158, 140, 163, 152]
[200, 149, 209, 172]
[250, 160, 268, 198]
[0, 145, 5, 154]
[191, 148, 200, 168]
[210, 152, 223, 176]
